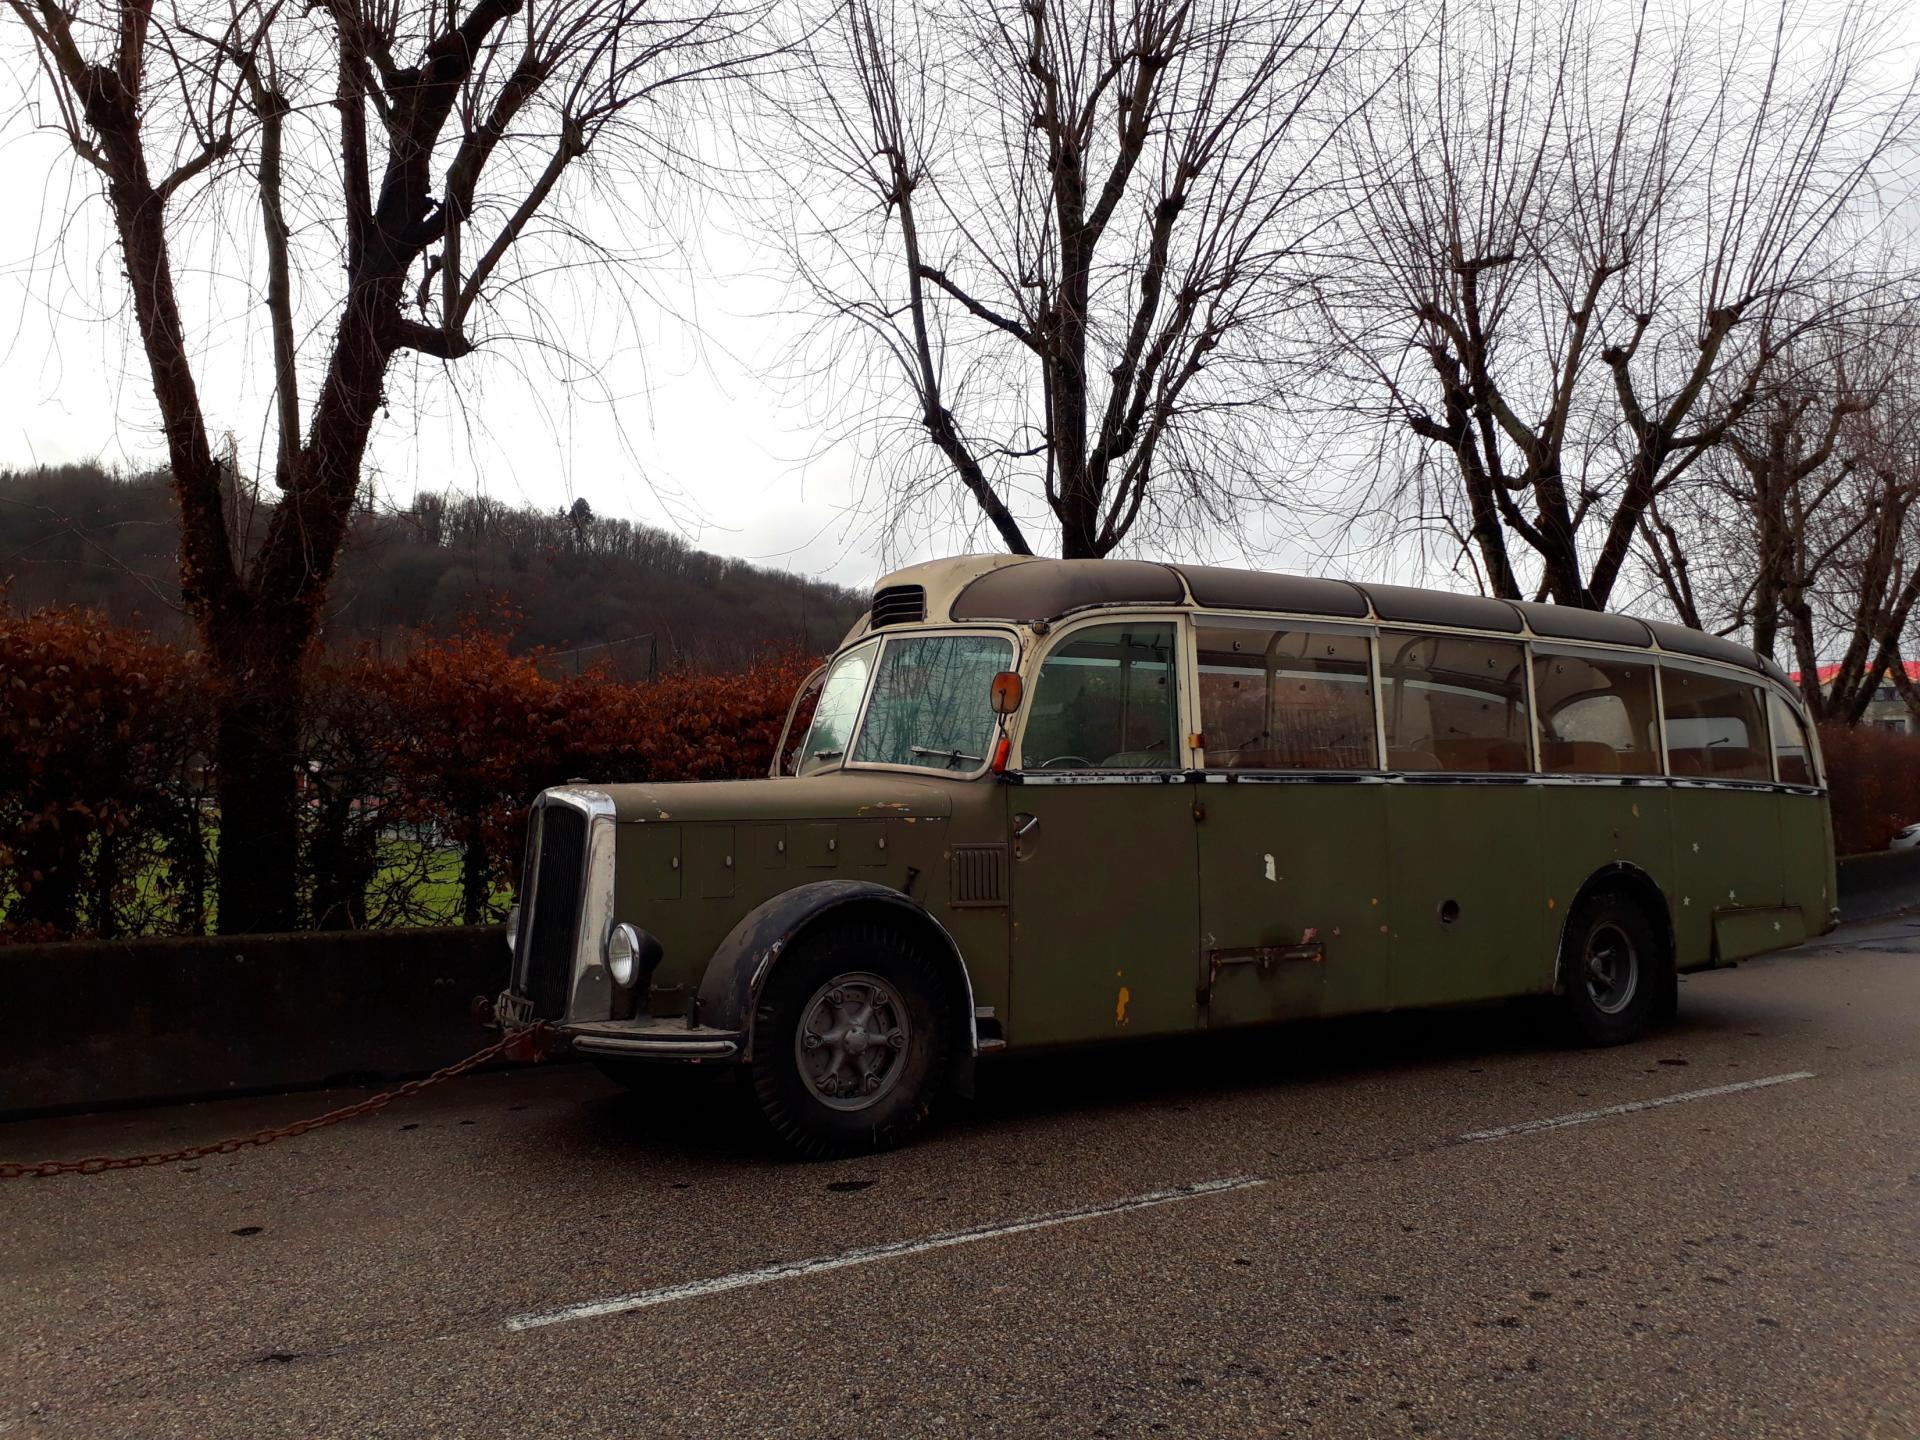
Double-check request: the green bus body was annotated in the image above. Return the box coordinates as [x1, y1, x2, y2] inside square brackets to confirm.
[500, 557, 1835, 1133]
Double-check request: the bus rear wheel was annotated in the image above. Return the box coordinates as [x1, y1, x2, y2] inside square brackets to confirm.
[748, 919, 951, 1160]
[1558, 891, 1661, 1046]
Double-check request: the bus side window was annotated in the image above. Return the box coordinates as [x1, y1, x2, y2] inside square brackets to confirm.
[1381, 632, 1531, 773]
[1022, 622, 1179, 770]
[1195, 622, 1376, 771]
[1660, 667, 1770, 781]
[1768, 690, 1817, 785]
[1533, 653, 1660, 775]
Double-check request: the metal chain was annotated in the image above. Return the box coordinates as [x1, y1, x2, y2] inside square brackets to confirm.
[0, 1023, 558, 1182]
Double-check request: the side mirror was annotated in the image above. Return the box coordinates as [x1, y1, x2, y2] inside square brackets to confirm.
[990, 670, 1024, 715]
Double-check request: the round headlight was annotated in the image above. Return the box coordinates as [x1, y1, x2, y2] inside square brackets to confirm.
[605, 922, 642, 987]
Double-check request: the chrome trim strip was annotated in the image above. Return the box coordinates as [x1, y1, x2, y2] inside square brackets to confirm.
[1008, 770, 1823, 794]
[572, 1034, 741, 1059]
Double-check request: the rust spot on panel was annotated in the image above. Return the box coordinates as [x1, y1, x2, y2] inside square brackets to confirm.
[1115, 987, 1132, 1026]
[1547, 897, 1557, 910]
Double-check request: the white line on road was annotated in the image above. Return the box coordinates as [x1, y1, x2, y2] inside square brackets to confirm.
[503, 1174, 1269, 1331]
[505, 1069, 1819, 1331]
[1457, 1070, 1816, 1143]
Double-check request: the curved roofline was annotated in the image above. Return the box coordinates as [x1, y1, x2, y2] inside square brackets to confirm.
[859, 554, 1771, 676]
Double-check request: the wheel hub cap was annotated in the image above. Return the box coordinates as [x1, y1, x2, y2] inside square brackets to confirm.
[795, 972, 910, 1112]
[1584, 922, 1639, 1015]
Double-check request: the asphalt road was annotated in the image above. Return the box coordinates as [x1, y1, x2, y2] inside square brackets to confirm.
[4, 918, 1918, 1440]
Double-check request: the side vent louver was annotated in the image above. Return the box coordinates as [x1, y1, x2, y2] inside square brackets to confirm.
[951, 844, 1008, 907]
[870, 583, 927, 629]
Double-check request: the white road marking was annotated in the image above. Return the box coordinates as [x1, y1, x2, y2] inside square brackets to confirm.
[1457, 1070, 1816, 1143]
[503, 1175, 1269, 1331]
[506, 1070, 1820, 1331]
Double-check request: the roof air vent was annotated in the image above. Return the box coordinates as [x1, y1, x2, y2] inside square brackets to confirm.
[870, 583, 927, 629]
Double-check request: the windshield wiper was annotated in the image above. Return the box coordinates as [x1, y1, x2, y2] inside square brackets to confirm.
[910, 745, 984, 768]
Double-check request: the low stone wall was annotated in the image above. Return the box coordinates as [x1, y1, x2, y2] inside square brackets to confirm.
[0, 925, 512, 1120]
[1836, 847, 1920, 923]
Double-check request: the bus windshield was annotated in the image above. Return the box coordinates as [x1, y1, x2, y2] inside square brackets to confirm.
[851, 633, 1014, 773]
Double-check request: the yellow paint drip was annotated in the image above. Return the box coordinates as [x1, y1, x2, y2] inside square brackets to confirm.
[1115, 987, 1132, 1026]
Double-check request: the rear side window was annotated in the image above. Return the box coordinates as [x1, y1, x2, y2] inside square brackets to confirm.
[1534, 652, 1660, 775]
[1661, 667, 1770, 781]
[1380, 632, 1531, 772]
[1023, 622, 1179, 770]
[1768, 690, 1817, 785]
[1196, 622, 1376, 770]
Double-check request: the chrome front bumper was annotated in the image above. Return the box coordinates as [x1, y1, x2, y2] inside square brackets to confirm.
[564, 1016, 743, 1061]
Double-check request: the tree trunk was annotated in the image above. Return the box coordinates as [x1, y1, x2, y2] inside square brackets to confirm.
[211, 647, 304, 934]
[460, 827, 492, 925]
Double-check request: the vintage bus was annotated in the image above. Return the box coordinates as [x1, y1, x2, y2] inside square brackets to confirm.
[497, 556, 1835, 1156]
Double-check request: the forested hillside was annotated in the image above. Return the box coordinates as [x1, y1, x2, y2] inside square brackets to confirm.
[0, 465, 865, 673]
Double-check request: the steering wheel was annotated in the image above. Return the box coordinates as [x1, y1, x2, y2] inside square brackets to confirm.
[1037, 754, 1095, 770]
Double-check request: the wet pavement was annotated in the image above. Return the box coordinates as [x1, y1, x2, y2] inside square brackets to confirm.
[4, 917, 1917, 1438]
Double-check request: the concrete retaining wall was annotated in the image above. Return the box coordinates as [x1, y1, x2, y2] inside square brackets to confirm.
[0, 925, 512, 1120]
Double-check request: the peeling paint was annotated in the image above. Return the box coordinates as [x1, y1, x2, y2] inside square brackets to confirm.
[1263, 853, 1277, 882]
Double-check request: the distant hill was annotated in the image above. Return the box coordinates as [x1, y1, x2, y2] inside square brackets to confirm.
[0, 464, 866, 674]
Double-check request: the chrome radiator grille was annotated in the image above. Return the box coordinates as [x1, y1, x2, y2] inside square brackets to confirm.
[519, 803, 587, 1019]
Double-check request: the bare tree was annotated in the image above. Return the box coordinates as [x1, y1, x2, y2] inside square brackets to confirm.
[5, 0, 772, 929]
[1323, 0, 1917, 609]
[1640, 301, 1920, 720]
[770, 0, 1365, 559]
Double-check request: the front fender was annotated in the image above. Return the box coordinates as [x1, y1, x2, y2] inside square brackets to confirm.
[694, 880, 978, 1063]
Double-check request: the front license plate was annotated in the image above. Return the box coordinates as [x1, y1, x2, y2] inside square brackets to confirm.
[494, 990, 536, 1031]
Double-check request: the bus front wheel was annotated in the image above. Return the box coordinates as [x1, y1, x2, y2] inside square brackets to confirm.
[1558, 891, 1661, 1046]
[748, 918, 951, 1160]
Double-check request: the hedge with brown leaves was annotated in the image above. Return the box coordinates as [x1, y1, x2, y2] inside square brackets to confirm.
[1817, 723, 1920, 857]
[0, 607, 812, 942]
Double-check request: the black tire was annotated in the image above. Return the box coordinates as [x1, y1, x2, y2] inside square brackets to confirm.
[1557, 889, 1662, 1046]
[749, 918, 951, 1160]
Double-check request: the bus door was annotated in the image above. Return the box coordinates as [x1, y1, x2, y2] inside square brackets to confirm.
[1190, 618, 1390, 1025]
[1660, 664, 1791, 959]
[1377, 631, 1545, 1008]
[1007, 619, 1200, 1046]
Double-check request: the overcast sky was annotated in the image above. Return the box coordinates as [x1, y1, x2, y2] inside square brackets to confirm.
[0, 102, 908, 588]
[2, 5, 1914, 600]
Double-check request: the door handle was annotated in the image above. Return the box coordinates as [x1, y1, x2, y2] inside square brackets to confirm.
[1013, 812, 1039, 839]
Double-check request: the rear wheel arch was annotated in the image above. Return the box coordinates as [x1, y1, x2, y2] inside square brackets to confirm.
[1557, 862, 1674, 994]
